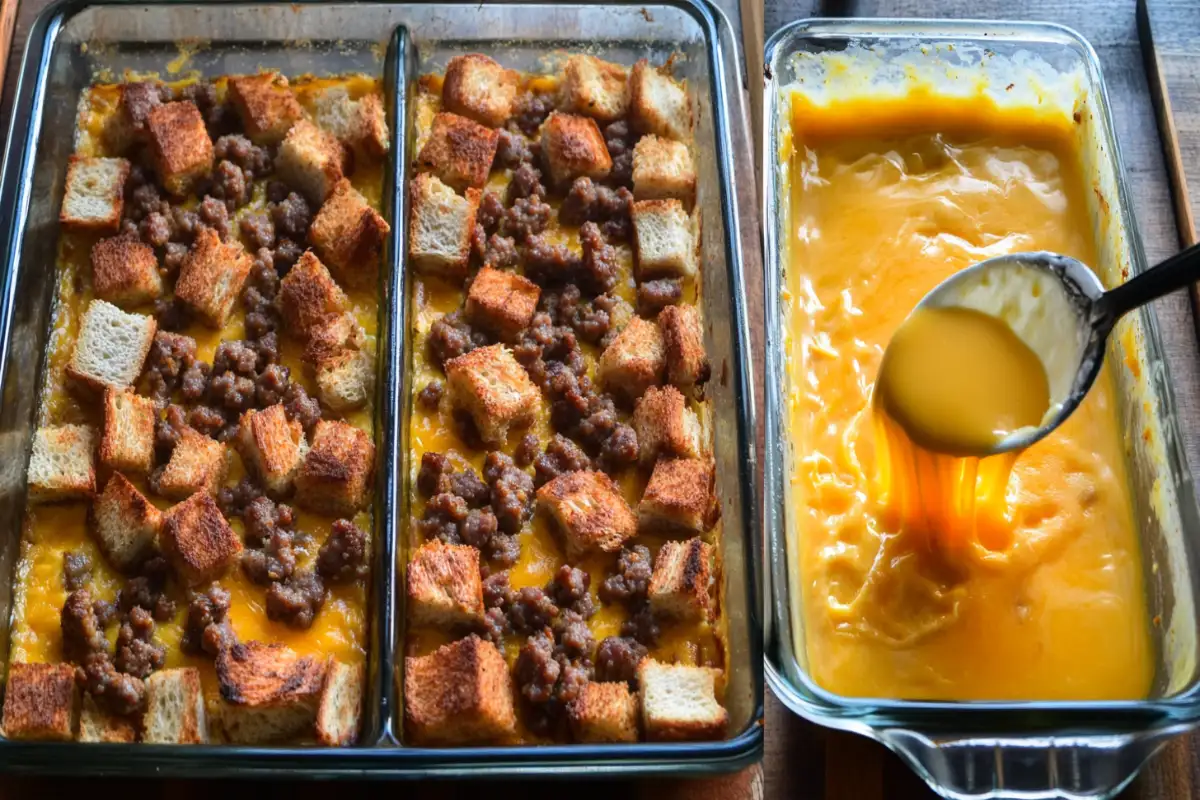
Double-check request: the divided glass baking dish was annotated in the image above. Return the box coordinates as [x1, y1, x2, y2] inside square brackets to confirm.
[0, 0, 762, 777]
[763, 18, 1200, 800]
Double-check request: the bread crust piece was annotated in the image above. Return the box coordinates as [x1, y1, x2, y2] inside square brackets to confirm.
[1, 662, 79, 741]
[100, 388, 156, 475]
[146, 101, 214, 195]
[153, 427, 229, 499]
[637, 456, 718, 535]
[597, 315, 665, 401]
[632, 384, 702, 466]
[275, 118, 349, 204]
[235, 404, 307, 498]
[445, 344, 540, 447]
[648, 537, 712, 622]
[537, 470, 638, 560]
[78, 695, 137, 743]
[293, 420, 375, 517]
[408, 172, 481, 279]
[442, 54, 521, 128]
[27, 424, 96, 503]
[540, 111, 613, 187]
[160, 491, 242, 586]
[316, 660, 363, 746]
[629, 59, 692, 141]
[175, 228, 254, 328]
[228, 72, 303, 145]
[632, 198, 697, 279]
[407, 540, 485, 627]
[276, 250, 349, 341]
[216, 641, 329, 743]
[404, 635, 516, 745]
[562, 55, 630, 123]
[91, 235, 163, 309]
[309, 178, 390, 289]
[91, 471, 161, 573]
[415, 112, 500, 192]
[67, 300, 157, 395]
[464, 266, 541, 341]
[637, 659, 726, 742]
[658, 303, 709, 390]
[632, 134, 696, 207]
[60, 156, 129, 232]
[568, 681, 639, 743]
[143, 668, 207, 744]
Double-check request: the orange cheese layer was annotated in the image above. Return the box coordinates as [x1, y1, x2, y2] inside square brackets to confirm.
[10, 75, 384, 700]
[784, 93, 1153, 701]
[403, 80, 723, 744]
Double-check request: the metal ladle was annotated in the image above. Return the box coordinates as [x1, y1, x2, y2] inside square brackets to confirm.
[912, 242, 1200, 456]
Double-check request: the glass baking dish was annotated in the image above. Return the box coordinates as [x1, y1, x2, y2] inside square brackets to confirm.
[763, 18, 1200, 800]
[0, 0, 762, 777]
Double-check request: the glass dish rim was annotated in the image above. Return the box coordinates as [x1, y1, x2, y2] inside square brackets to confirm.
[761, 16, 1200, 729]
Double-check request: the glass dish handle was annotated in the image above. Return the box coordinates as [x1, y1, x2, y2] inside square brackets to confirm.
[880, 725, 1193, 799]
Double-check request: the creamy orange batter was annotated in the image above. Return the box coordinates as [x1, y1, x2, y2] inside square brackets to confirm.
[9, 75, 383, 700]
[784, 93, 1153, 701]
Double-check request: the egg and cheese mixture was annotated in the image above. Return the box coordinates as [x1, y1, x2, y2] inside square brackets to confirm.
[10, 75, 384, 709]
[783, 92, 1153, 701]
[405, 66, 725, 744]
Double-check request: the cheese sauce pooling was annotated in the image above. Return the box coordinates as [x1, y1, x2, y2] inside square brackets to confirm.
[784, 95, 1153, 701]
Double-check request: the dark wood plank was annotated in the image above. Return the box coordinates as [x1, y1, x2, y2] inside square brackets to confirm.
[764, 2, 1200, 799]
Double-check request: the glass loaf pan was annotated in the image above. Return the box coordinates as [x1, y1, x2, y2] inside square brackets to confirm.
[0, 0, 762, 777]
[763, 18, 1200, 800]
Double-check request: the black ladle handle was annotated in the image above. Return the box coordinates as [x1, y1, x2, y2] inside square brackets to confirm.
[1093, 242, 1200, 329]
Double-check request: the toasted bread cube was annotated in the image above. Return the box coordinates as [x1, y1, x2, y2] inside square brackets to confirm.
[648, 537, 712, 622]
[537, 470, 637, 560]
[228, 72, 303, 145]
[310, 178, 390, 289]
[632, 385, 701, 465]
[443, 54, 521, 128]
[416, 112, 500, 192]
[598, 315, 665, 401]
[160, 492, 241, 585]
[639, 457, 717, 535]
[405, 635, 515, 745]
[91, 472, 161, 572]
[1, 663, 79, 741]
[276, 118, 349, 204]
[540, 112, 612, 187]
[316, 660, 363, 746]
[408, 540, 485, 628]
[78, 695, 137, 743]
[146, 101, 213, 195]
[659, 304, 710, 390]
[143, 668, 207, 744]
[277, 250, 349, 341]
[303, 311, 367, 369]
[174, 228, 254, 328]
[154, 428, 229, 500]
[633, 135, 696, 206]
[315, 347, 374, 414]
[60, 156, 129, 233]
[236, 405, 307, 497]
[314, 87, 389, 160]
[629, 60, 692, 141]
[100, 388, 156, 475]
[445, 344, 540, 447]
[409, 172, 480, 280]
[27, 424, 96, 503]
[465, 266, 541, 341]
[104, 81, 167, 152]
[216, 641, 328, 743]
[67, 300, 157, 395]
[633, 199, 697, 279]
[294, 420, 374, 517]
[90, 235, 163, 308]
[638, 660, 726, 741]
[568, 682, 639, 743]
[562, 55, 630, 123]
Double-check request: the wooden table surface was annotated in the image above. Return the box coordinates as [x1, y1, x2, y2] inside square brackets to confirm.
[764, 1, 1200, 798]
